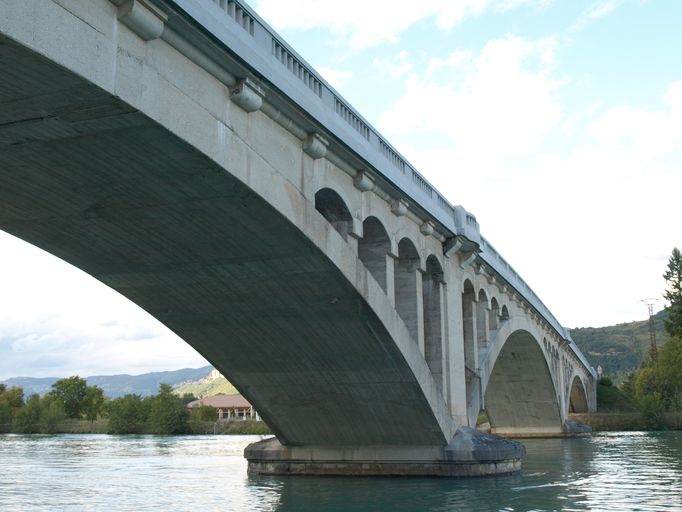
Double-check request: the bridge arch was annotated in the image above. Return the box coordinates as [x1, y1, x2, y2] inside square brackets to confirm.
[568, 374, 589, 413]
[483, 327, 562, 436]
[500, 304, 510, 321]
[314, 188, 352, 241]
[0, 29, 460, 450]
[423, 254, 444, 392]
[489, 297, 500, 332]
[395, 237, 421, 343]
[358, 216, 390, 292]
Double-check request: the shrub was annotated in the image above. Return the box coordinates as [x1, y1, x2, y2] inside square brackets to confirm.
[149, 384, 189, 435]
[107, 394, 150, 434]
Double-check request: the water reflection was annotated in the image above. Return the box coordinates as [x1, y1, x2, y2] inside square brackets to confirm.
[1, 432, 681, 511]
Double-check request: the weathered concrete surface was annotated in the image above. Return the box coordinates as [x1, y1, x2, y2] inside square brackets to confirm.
[0, 3, 453, 448]
[245, 429, 524, 477]
[444, 427, 525, 462]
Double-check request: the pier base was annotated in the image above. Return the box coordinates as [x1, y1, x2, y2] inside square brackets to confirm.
[245, 427, 525, 477]
[490, 420, 593, 438]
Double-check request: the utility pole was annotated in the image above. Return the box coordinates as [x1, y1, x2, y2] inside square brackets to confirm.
[641, 299, 660, 366]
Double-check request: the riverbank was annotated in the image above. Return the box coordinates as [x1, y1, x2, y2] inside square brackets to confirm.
[570, 412, 682, 431]
[0, 419, 272, 435]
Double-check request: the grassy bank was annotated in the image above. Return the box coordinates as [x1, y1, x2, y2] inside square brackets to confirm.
[0, 419, 272, 435]
[571, 412, 682, 431]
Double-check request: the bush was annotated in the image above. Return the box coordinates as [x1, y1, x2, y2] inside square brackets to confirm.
[149, 384, 189, 435]
[42, 396, 66, 434]
[598, 376, 613, 387]
[0, 402, 12, 428]
[640, 393, 667, 429]
[107, 394, 150, 434]
[12, 394, 44, 433]
[190, 405, 217, 422]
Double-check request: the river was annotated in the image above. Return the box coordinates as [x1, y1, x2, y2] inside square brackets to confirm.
[1, 431, 681, 511]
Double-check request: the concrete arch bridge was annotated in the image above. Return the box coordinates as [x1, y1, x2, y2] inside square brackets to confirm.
[0, 0, 596, 476]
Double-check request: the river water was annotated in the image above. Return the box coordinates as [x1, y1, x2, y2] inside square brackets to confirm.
[1, 432, 681, 511]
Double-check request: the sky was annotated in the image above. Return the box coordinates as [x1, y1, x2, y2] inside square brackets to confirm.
[1, 0, 681, 380]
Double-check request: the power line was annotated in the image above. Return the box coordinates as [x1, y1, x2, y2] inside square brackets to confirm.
[641, 298, 660, 365]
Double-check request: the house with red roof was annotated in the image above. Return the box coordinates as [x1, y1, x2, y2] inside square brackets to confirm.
[186, 394, 259, 421]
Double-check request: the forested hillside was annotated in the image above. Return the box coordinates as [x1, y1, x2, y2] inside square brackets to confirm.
[570, 310, 667, 379]
[173, 374, 237, 398]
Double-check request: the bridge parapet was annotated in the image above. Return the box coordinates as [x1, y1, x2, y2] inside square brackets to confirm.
[155, 0, 592, 376]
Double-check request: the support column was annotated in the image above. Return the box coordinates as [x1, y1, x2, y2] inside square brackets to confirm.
[447, 279, 467, 425]
[438, 281, 449, 402]
[415, 269, 425, 356]
[386, 253, 396, 308]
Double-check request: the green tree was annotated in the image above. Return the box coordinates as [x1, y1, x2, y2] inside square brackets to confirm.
[41, 395, 66, 434]
[659, 336, 682, 410]
[49, 376, 88, 419]
[620, 372, 637, 402]
[180, 393, 197, 405]
[12, 394, 44, 433]
[0, 403, 11, 429]
[635, 366, 660, 400]
[0, 385, 25, 412]
[190, 405, 217, 422]
[663, 247, 682, 339]
[149, 383, 189, 434]
[82, 385, 105, 423]
[107, 394, 150, 434]
[1, 386, 27, 430]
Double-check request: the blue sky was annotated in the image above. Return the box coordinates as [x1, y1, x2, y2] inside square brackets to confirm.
[1, 0, 681, 379]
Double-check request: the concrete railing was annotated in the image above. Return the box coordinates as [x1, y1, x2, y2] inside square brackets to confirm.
[169, 0, 595, 378]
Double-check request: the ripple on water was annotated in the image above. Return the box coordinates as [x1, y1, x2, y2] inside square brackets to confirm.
[1, 432, 681, 511]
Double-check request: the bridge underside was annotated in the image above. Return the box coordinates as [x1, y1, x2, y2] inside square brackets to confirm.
[0, 34, 449, 448]
[485, 331, 563, 436]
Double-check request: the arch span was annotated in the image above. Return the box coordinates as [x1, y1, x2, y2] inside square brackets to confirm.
[358, 217, 390, 292]
[395, 237, 420, 343]
[568, 375, 589, 413]
[485, 329, 563, 436]
[314, 188, 352, 240]
[0, 33, 454, 449]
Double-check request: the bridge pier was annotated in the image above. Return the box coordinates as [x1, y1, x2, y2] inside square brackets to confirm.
[245, 428, 525, 477]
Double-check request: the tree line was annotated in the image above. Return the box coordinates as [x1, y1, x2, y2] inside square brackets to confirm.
[0, 377, 199, 434]
[600, 248, 682, 427]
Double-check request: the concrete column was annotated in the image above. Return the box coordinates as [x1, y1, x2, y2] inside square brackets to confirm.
[558, 351, 566, 421]
[469, 300, 479, 370]
[386, 253, 396, 308]
[476, 302, 489, 354]
[438, 281, 448, 402]
[415, 269, 425, 356]
[446, 279, 467, 426]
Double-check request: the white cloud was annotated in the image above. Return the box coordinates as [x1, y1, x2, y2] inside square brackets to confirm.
[381, 69, 682, 327]
[572, 0, 624, 31]
[378, 36, 561, 161]
[373, 51, 413, 80]
[254, 0, 551, 49]
[0, 232, 207, 380]
[317, 66, 354, 88]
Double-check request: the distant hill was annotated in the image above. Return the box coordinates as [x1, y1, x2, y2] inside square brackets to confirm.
[4, 310, 669, 397]
[174, 371, 238, 398]
[1, 365, 212, 399]
[570, 310, 668, 380]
